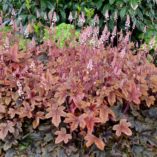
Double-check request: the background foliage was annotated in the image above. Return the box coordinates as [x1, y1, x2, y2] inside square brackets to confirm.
[0, 0, 157, 43]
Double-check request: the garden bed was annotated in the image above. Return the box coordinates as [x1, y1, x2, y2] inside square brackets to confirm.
[0, 10, 157, 156]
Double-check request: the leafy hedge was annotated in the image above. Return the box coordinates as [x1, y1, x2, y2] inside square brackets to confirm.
[0, 0, 157, 43]
[0, 23, 157, 154]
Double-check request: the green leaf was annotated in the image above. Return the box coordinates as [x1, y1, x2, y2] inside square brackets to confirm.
[47, 2, 54, 10]
[109, 0, 115, 5]
[25, 0, 31, 10]
[130, 0, 139, 10]
[3, 3, 8, 12]
[96, 0, 103, 9]
[102, 4, 111, 15]
[115, 0, 124, 7]
[85, 8, 94, 19]
[120, 7, 127, 18]
[136, 20, 145, 31]
[40, 0, 47, 11]
[60, 11, 66, 21]
[137, 9, 143, 20]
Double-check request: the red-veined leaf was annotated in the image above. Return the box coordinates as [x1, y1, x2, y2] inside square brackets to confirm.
[46, 104, 66, 127]
[84, 113, 101, 133]
[113, 119, 132, 137]
[32, 111, 45, 129]
[85, 133, 105, 150]
[55, 128, 72, 144]
[0, 121, 15, 140]
[64, 113, 86, 131]
[99, 105, 116, 123]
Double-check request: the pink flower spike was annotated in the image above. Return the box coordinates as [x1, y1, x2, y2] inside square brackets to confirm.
[52, 12, 57, 23]
[111, 26, 117, 42]
[0, 16, 2, 25]
[79, 26, 93, 44]
[68, 12, 73, 23]
[87, 59, 93, 71]
[125, 15, 130, 30]
[143, 26, 146, 33]
[120, 48, 126, 58]
[94, 14, 99, 25]
[48, 10, 53, 21]
[105, 10, 109, 20]
[114, 11, 118, 21]
[78, 12, 85, 27]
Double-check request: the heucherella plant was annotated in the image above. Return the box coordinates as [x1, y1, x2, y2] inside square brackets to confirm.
[0, 21, 157, 152]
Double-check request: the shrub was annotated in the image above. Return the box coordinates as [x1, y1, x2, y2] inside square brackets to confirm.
[0, 25, 157, 151]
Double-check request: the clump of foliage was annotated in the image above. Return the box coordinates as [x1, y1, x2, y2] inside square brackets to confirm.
[0, 24, 157, 152]
[0, 0, 157, 43]
[44, 23, 80, 48]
